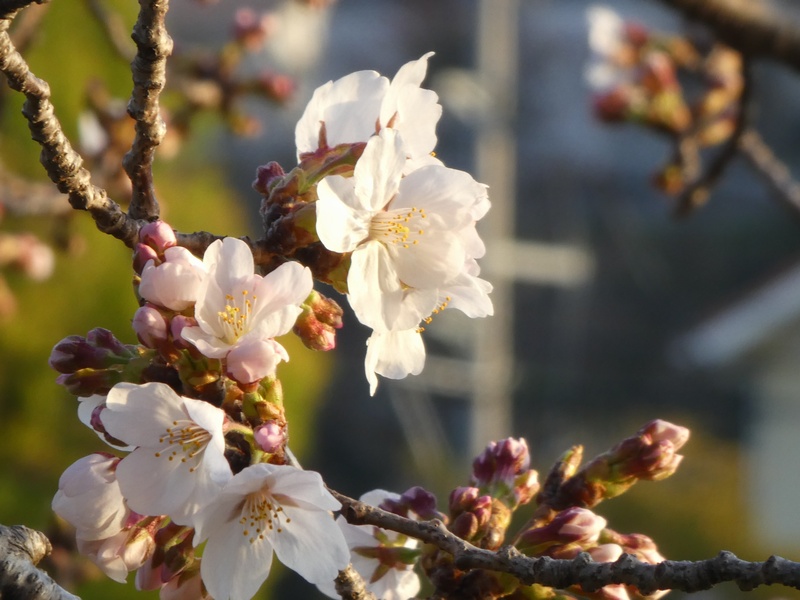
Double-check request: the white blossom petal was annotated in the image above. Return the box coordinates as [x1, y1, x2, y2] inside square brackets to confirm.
[316, 176, 372, 252]
[194, 464, 349, 600]
[295, 70, 388, 156]
[365, 329, 426, 396]
[348, 241, 404, 330]
[353, 128, 406, 213]
[101, 382, 230, 525]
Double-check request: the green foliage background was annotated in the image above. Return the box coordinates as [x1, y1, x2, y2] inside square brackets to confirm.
[0, 3, 330, 598]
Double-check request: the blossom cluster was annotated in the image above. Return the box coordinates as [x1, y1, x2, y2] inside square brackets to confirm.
[49, 53, 493, 600]
[48, 54, 686, 600]
[294, 51, 493, 394]
[585, 5, 746, 199]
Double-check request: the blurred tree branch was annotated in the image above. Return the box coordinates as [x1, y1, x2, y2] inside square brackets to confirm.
[653, 0, 800, 71]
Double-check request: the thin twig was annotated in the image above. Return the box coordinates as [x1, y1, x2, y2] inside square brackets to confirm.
[333, 490, 800, 594]
[673, 58, 753, 217]
[122, 0, 172, 221]
[84, 0, 135, 62]
[0, 9, 139, 245]
[738, 129, 800, 219]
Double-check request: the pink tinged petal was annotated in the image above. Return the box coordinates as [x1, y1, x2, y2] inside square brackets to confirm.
[316, 177, 371, 253]
[365, 330, 426, 396]
[353, 129, 406, 213]
[227, 338, 287, 384]
[295, 70, 389, 155]
[52, 454, 129, 541]
[348, 241, 405, 330]
[138, 247, 206, 311]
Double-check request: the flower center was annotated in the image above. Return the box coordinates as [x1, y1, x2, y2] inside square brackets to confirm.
[370, 206, 427, 249]
[153, 420, 211, 472]
[238, 491, 292, 544]
[217, 289, 256, 344]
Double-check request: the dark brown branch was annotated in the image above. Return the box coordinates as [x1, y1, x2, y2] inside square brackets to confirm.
[739, 129, 800, 218]
[0, 10, 139, 245]
[0, 524, 80, 600]
[122, 0, 172, 221]
[333, 490, 800, 595]
[653, 0, 800, 72]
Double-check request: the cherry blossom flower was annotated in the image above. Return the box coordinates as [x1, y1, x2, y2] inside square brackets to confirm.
[192, 463, 349, 600]
[316, 128, 492, 392]
[295, 52, 441, 168]
[52, 453, 130, 541]
[180, 238, 313, 382]
[317, 490, 421, 600]
[100, 382, 231, 526]
[139, 246, 207, 312]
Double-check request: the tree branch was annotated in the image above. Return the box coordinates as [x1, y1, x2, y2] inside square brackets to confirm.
[0, 7, 139, 245]
[738, 128, 800, 219]
[333, 490, 800, 595]
[334, 565, 378, 600]
[651, 0, 800, 72]
[0, 524, 80, 600]
[673, 59, 753, 217]
[122, 0, 172, 221]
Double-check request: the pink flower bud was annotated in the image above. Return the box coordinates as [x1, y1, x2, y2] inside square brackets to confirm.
[52, 453, 129, 542]
[258, 71, 294, 103]
[472, 437, 530, 487]
[588, 543, 624, 563]
[139, 221, 177, 253]
[517, 507, 607, 555]
[233, 8, 274, 51]
[642, 419, 689, 451]
[226, 338, 288, 384]
[49, 328, 135, 374]
[252, 161, 286, 195]
[133, 243, 160, 275]
[170, 315, 198, 349]
[138, 246, 206, 311]
[132, 305, 169, 348]
[16, 234, 54, 281]
[254, 421, 286, 453]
